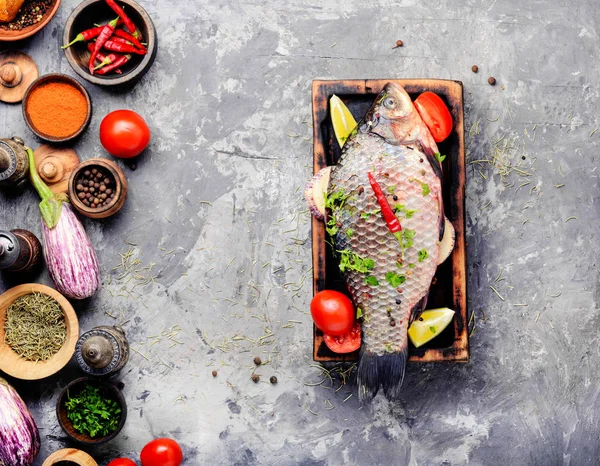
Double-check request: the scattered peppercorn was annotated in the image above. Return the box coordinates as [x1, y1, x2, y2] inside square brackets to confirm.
[0, 0, 52, 31]
[392, 39, 403, 48]
[211, 370, 217, 377]
[128, 162, 137, 171]
[358, 186, 364, 195]
[390, 320, 396, 327]
[393, 195, 398, 201]
[251, 374, 260, 383]
[270, 376, 278, 384]
[253, 356, 262, 366]
[74, 166, 116, 209]
[471, 65, 478, 73]
[488, 77, 496, 86]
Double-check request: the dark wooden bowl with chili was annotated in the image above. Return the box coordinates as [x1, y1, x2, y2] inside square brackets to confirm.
[63, 0, 157, 87]
[68, 158, 128, 219]
[56, 377, 127, 445]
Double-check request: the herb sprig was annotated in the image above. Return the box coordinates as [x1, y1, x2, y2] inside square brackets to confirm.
[65, 385, 121, 438]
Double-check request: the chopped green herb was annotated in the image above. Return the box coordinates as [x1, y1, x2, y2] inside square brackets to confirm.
[338, 250, 375, 274]
[402, 229, 416, 249]
[345, 228, 354, 238]
[65, 385, 121, 438]
[326, 225, 338, 236]
[356, 308, 363, 319]
[409, 263, 416, 269]
[387, 185, 396, 194]
[435, 153, 447, 163]
[385, 271, 406, 288]
[421, 183, 430, 196]
[360, 208, 381, 220]
[429, 326, 436, 334]
[418, 249, 428, 262]
[365, 275, 379, 286]
[394, 204, 417, 218]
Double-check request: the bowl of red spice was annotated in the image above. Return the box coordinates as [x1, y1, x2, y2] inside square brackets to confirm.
[22, 74, 91, 143]
[68, 158, 128, 219]
[0, 0, 61, 42]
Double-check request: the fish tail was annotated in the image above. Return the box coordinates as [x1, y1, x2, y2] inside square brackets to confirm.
[358, 344, 408, 402]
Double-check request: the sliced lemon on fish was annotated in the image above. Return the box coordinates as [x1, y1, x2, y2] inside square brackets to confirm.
[330, 95, 357, 149]
[408, 308, 455, 348]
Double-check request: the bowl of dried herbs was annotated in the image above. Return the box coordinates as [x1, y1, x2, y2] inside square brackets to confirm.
[0, 283, 79, 380]
[56, 377, 127, 445]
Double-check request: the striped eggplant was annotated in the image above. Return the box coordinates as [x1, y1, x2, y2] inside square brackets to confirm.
[27, 148, 100, 299]
[0, 378, 40, 466]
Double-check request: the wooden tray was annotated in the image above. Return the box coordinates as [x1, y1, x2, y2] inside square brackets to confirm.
[311, 79, 468, 363]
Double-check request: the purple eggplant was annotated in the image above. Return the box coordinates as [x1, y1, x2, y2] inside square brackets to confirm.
[0, 378, 40, 466]
[27, 148, 100, 299]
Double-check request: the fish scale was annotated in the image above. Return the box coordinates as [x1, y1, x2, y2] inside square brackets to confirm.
[328, 130, 441, 398]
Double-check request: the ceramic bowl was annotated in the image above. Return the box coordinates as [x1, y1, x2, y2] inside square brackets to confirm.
[0, 0, 61, 42]
[68, 158, 128, 219]
[63, 0, 157, 86]
[0, 283, 79, 380]
[22, 73, 92, 143]
[56, 377, 127, 445]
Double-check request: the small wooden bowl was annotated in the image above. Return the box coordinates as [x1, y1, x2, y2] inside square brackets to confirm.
[0, 284, 79, 380]
[63, 0, 157, 87]
[68, 158, 128, 219]
[0, 0, 61, 42]
[43, 448, 98, 466]
[57, 377, 127, 445]
[22, 74, 92, 143]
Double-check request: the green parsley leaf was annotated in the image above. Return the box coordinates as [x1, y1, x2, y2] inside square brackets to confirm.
[418, 249, 428, 262]
[429, 326, 437, 334]
[65, 385, 121, 438]
[385, 271, 406, 288]
[365, 275, 379, 286]
[346, 228, 353, 238]
[409, 263, 416, 269]
[338, 250, 374, 274]
[363, 258, 375, 269]
[387, 185, 396, 194]
[356, 308, 363, 319]
[434, 153, 447, 163]
[402, 229, 416, 249]
[394, 204, 417, 218]
[421, 183, 430, 196]
[360, 208, 381, 220]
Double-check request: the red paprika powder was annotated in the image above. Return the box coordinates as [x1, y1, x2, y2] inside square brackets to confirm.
[25, 82, 88, 139]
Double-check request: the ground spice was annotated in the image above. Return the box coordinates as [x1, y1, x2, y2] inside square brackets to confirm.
[26, 82, 87, 138]
[0, 0, 52, 30]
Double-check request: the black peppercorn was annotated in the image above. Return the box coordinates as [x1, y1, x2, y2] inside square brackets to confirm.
[270, 376, 278, 384]
[251, 374, 260, 383]
[212, 370, 218, 377]
[253, 356, 262, 366]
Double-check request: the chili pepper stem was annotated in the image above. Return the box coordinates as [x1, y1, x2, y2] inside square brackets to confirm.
[61, 33, 83, 49]
[94, 57, 111, 70]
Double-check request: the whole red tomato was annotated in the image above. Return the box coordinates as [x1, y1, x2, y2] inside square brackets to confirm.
[140, 438, 183, 466]
[100, 110, 151, 158]
[413, 91, 453, 143]
[108, 459, 137, 466]
[310, 290, 355, 336]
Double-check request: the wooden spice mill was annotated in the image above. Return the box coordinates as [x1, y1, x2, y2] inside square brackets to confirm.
[0, 229, 42, 273]
[0, 136, 29, 189]
[75, 326, 129, 376]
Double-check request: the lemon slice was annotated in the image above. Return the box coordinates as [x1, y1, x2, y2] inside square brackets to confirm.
[330, 95, 357, 149]
[408, 308, 455, 348]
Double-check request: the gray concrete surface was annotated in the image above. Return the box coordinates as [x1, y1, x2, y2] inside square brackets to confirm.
[1, 0, 600, 464]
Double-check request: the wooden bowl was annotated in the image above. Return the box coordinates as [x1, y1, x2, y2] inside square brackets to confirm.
[22, 74, 92, 143]
[43, 448, 98, 466]
[0, 0, 61, 42]
[63, 0, 157, 87]
[0, 284, 79, 380]
[68, 158, 128, 219]
[57, 377, 127, 445]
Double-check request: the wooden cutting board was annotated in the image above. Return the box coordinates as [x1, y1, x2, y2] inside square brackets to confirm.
[311, 79, 468, 363]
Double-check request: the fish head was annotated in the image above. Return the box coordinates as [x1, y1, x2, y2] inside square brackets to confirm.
[359, 83, 422, 146]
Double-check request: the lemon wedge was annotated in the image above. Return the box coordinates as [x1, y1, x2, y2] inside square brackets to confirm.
[408, 308, 455, 348]
[330, 95, 357, 149]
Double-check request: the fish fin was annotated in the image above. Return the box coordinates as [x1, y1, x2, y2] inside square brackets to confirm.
[409, 295, 428, 325]
[358, 346, 408, 402]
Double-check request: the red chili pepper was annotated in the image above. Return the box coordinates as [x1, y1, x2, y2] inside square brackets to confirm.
[113, 28, 146, 51]
[367, 172, 402, 243]
[61, 25, 105, 49]
[105, 0, 136, 33]
[87, 43, 123, 74]
[103, 40, 147, 55]
[89, 16, 120, 75]
[110, 36, 135, 46]
[96, 54, 131, 75]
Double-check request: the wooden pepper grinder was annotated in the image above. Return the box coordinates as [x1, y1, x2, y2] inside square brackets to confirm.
[0, 229, 42, 274]
[0, 51, 38, 104]
[75, 326, 129, 376]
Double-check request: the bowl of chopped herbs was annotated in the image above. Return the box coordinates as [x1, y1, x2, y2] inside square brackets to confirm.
[57, 377, 127, 444]
[0, 283, 79, 380]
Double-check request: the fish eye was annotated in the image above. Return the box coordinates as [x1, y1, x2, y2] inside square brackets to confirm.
[383, 97, 398, 110]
